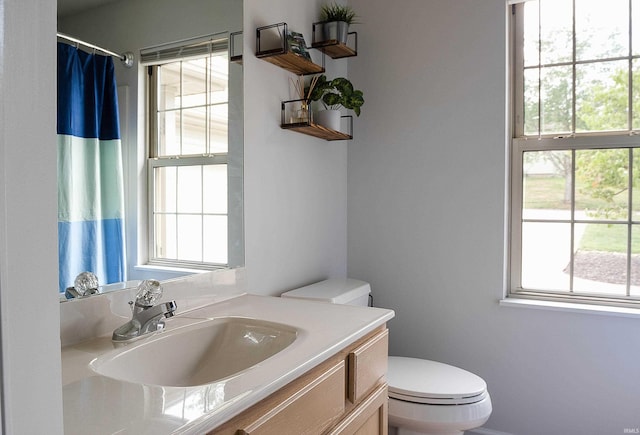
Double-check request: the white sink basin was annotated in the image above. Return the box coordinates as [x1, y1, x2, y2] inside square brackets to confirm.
[90, 317, 298, 387]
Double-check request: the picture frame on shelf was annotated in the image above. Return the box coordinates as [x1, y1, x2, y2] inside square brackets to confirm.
[287, 31, 311, 60]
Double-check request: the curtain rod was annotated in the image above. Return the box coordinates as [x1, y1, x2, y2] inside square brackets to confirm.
[57, 32, 134, 68]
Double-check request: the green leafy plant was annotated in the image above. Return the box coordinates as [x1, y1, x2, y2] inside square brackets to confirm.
[320, 2, 358, 25]
[306, 75, 364, 116]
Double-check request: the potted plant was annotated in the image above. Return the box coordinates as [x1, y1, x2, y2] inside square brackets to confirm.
[306, 74, 364, 131]
[319, 2, 358, 45]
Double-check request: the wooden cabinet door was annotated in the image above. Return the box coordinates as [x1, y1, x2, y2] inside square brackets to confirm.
[347, 329, 389, 404]
[211, 360, 346, 435]
[326, 383, 388, 435]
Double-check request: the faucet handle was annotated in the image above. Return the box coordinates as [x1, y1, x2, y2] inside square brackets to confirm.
[74, 271, 99, 296]
[135, 279, 163, 307]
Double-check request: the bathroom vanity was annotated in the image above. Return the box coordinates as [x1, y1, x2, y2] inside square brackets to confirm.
[61, 277, 394, 435]
[212, 326, 389, 434]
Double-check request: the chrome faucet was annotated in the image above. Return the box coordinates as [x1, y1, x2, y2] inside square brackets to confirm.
[112, 280, 177, 342]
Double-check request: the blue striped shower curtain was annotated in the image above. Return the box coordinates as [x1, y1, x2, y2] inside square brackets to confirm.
[57, 42, 125, 293]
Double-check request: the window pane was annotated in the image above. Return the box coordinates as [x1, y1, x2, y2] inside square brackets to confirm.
[633, 149, 640, 220]
[203, 165, 227, 214]
[209, 103, 229, 153]
[540, 66, 572, 134]
[575, 0, 628, 61]
[575, 149, 629, 221]
[182, 107, 207, 155]
[634, 0, 640, 56]
[521, 222, 571, 291]
[573, 223, 628, 295]
[523, 1, 539, 67]
[182, 59, 207, 108]
[155, 213, 177, 259]
[630, 224, 640, 296]
[158, 63, 180, 111]
[576, 61, 628, 133]
[154, 167, 176, 213]
[540, 0, 572, 65]
[523, 150, 572, 221]
[203, 216, 227, 264]
[524, 68, 540, 135]
[157, 110, 181, 156]
[633, 60, 640, 130]
[177, 215, 202, 262]
[208, 54, 229, 105]
[176, 166, 202, 213]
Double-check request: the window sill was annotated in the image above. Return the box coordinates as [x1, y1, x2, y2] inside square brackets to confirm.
[500, 297, 640, 319]
[134, 264, 210, 277]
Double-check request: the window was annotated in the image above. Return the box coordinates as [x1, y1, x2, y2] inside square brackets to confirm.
[510, 0, 640, 307]
[144, 36, 229, 268]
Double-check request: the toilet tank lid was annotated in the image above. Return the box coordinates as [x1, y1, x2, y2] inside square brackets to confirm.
[281, 278, 371, 304]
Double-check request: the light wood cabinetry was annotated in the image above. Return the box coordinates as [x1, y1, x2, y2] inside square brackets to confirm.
[327, 383, 388, 435]
[210, 326, 389, 435]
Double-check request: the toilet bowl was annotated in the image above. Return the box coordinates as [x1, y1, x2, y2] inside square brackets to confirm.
[281, 278, 492, 435]
[387, 357, 492, 435]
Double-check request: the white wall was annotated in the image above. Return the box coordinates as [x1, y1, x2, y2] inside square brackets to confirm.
[0, 0, 63, 433]
[347, 0, 640, 434]
[243, 0, 348, 293]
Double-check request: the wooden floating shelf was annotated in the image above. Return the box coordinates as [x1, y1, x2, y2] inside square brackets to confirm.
[281, 122, 352, 141]
[256, 49, 324, 75]
[311, 40, 357, 59]
[311, 25, 357, 59]
[256, 23, 325, 75]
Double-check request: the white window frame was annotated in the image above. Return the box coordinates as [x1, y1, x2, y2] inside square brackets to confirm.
[143, 35, 230, 270]
[509, 1, 640, 308]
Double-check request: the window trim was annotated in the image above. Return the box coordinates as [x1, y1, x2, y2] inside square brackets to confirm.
[144, 40, 231, 270]
[508, 1, 640, 308]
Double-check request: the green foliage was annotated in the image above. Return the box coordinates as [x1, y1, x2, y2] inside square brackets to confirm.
[575, 67, 630, 132]
[306, 74, 364, 116]
[575, 149, 628, 219]
[320, 2, 358, 24]
[579, 223, 640, 254]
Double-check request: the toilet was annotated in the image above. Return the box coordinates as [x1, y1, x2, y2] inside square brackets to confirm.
[281, 278, 492, 435]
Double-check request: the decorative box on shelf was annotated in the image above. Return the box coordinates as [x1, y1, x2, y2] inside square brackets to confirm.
[310, 21, 357, 59]
[256, 22, 325, 75]
[280, 99, 353, 141]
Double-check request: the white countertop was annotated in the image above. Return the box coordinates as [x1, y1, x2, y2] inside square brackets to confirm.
[62, 293, 394, 434]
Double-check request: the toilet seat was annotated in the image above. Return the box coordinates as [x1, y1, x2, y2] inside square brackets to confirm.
[387, 356, 488, 405]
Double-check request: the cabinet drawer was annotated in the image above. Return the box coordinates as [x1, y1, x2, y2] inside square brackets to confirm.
[239, 360, 346, 435]
[347, 329, 388, 404]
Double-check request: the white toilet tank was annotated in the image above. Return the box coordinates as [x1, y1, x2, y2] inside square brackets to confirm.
[281, 278, 371, 306]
